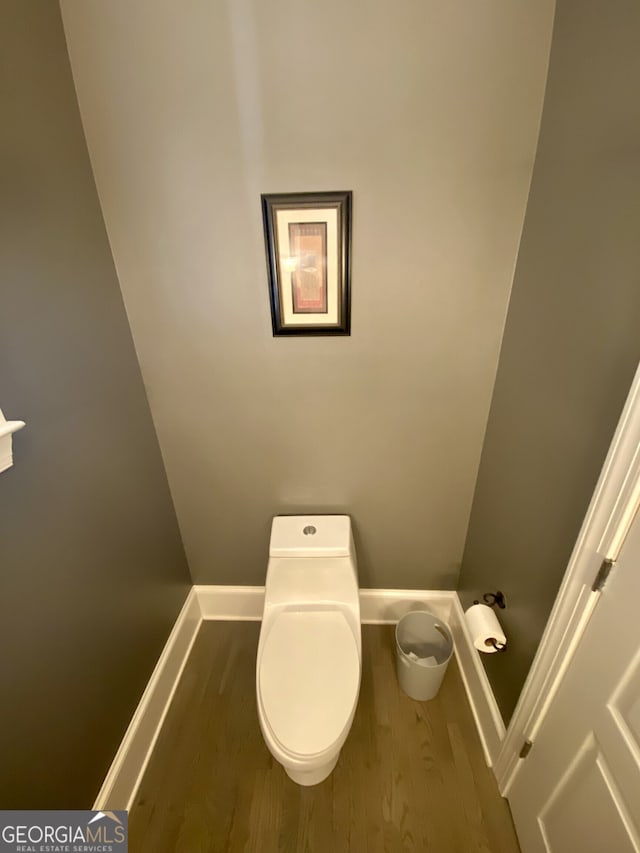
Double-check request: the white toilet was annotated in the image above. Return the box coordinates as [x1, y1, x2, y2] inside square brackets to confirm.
[256, 515, 361, 786]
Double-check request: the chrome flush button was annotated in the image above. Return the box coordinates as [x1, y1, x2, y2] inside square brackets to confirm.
[303, 525, 317, 535]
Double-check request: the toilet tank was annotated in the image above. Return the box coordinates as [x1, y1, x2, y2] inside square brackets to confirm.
[269, 515, 353, 558]
[265, 515, 358, 610]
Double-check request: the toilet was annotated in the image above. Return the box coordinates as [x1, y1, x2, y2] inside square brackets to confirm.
[256, 515, 361, 786]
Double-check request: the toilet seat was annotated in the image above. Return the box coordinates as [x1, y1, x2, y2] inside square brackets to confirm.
[259, 610, 360, 758]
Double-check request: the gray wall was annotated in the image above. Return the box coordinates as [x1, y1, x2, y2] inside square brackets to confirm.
[0, 2, 191, 807]
[458, 0, 640, 723]
[60, 0, 554, 589]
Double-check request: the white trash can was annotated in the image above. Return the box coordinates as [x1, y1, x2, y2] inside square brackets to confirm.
[395, 610, 453, 701]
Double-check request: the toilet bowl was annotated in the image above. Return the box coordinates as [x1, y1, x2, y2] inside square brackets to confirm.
[256, 515, 361, 786]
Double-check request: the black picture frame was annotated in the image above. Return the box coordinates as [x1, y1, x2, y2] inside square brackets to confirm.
[261, 191, 352, 336]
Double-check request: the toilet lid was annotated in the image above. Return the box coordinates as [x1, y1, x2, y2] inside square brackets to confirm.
[259, 611, 360, 757]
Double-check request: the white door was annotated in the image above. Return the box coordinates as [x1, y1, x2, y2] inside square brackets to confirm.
[508, 505, 640, 853]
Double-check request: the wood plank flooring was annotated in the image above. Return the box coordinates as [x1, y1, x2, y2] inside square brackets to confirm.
[130, 622, 520, 852]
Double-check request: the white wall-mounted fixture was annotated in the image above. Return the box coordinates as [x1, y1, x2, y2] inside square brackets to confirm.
[0, 409, 26, 474]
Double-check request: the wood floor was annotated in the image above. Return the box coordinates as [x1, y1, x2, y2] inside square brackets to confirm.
[130, 622, 520, 852]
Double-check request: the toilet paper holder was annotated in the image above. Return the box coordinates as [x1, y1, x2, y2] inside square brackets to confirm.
[473, 590, 506, 609]
[472, 591, 507, 652]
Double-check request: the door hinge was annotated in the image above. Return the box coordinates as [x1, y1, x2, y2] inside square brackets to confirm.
[592, 558, 615, 593]
[519, 739, 533, 759]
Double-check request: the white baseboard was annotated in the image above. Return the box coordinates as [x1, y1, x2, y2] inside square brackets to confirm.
[93, 587, 202, 812]
[358, 588, 455, 624]
[195, 585, 456, 624]
[195, 584, 265, 620]
[93, 585, 504, 809]
[448, 593, 505, 767]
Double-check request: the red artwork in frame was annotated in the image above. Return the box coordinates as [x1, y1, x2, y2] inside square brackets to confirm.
[288, 222, 328, 314]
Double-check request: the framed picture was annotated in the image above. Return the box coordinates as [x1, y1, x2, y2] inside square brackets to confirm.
[261, 191, 352, 336]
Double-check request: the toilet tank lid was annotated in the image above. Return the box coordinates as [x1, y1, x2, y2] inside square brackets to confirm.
[269, 515, 353, 557]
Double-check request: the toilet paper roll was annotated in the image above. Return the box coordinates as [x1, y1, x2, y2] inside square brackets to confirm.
[464, 604, 507, 653]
